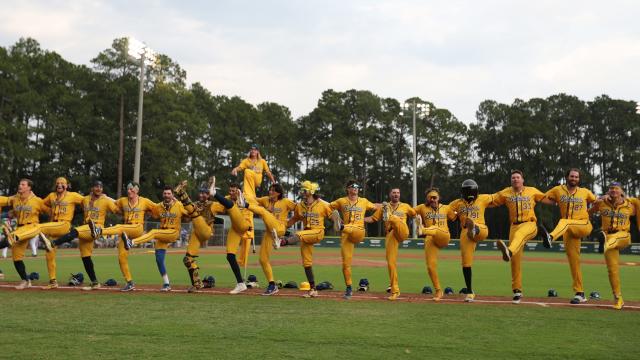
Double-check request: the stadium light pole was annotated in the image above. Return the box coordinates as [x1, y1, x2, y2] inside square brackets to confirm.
[401, 100, 430, 237]
[126, 37, 155, 184]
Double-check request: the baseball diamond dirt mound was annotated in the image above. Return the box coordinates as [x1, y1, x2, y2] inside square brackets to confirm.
[1, 282, 637, 311]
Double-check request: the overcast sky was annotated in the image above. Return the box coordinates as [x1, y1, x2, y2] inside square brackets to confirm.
[1, 0, 639, 123]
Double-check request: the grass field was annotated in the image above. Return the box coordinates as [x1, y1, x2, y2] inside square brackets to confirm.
[1, 246, 640, 359]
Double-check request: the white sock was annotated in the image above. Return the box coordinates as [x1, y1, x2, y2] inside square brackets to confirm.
[2, 247, 7, 258]
[162, 274, 169, 285]
[30, 237, 38, 255]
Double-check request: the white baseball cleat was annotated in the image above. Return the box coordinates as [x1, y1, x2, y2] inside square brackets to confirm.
[230, 282, 248, 294]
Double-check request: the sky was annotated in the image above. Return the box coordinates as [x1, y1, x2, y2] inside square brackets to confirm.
[1, 0, 639, 123]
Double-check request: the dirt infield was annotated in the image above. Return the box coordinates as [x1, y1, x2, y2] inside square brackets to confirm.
[1, 282, 637, 311]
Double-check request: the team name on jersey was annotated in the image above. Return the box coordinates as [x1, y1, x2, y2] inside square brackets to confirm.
[14, 205, 33, 212]
[123, 206, 141, 212]
[601, 209, 629, 219]
[458, 205, 480, 214]
[303, 212, 319, 219]
[52, 200, 70, 206]
[559, 196, 584, 204]
[507, 195, 531, 202]
[161, 212, 178, 219]
[346, 206, 364, 212]
[84, 205, 100, 212]
[392, 210, 406, 217]
[425, 212, 447, 220]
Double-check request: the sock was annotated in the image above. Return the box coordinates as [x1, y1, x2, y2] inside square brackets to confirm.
[162, 274, 170, 285]
[155, 249, 167, 277]
[304, 266, 315, 289]
[269, 281, 275, 286]
[54, 228, 79, 247]
[463, 267, 472, 293]
[82, 256, 97, 282]
[30, 237, 38, 255]
[213, 193, 234, 209]
[226, 253, 243, 283]
[14, 260, 28, 280]
[0, 238, 9, 249]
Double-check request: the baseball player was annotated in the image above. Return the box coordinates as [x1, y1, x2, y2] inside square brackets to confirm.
[286, 181, 333, 298]
[0, 179, 49, 289]
[90, 181, 156, 291]
[231, 144, 275, 203]
[330, 180, 379, 300]
[33, 177, 85, 289]
[365, 188, 416, 301]
[244, 183, 296, 295]
[173, 179, 217, 293]
[539, 168, 597, 304]
[223, 182, 255, 288]
[589, 182, 636, 310]
[414, 188, 456, 301]
[50, 180, 118, 290]
[493, 170, 546, 304]
[207, 182, 252, 294]
[122, 186, 188, 291]
[447, 179, 495, 302]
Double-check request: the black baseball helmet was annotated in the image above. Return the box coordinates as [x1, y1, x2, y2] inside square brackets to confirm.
[461, 179, 479, 202]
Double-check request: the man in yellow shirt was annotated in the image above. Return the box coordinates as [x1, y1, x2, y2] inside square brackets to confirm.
[414, 188, 456, 301]
[365, 188, 416, 301]
[245, 183, 296, 295]
[125, 186, 188, 291]
[50, 180, 118, 290]
[0, 179, 48, 289]
[447, 179, 495, 302]
[589, 182, 636, 310]
[330, 180, 379, 299]
[231, 144, 275, 203]
[539, 168, 597, 304]
[37, 177, 85, 289]
[287, 181, 333, 298]
[492, 170, 546, 304]
[91, 181, 156, 291]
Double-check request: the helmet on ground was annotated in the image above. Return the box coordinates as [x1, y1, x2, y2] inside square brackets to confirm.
[68, 272, 84, 286]
[316, 281, 333, 291]
[422, 286, 433, 294]
[461, 179, 479, 202]
[104, 278, 118, 286]
[202, 275, 215, 288]
[459, 287, 468, 294]
[589, 291, 600, 300]
[283, 281, 298, 289]
[29, 272, 40, 281]
[444, 287, 454, 295]
[548, 289, 558, 297]
[358, 278, 369, 292]
[299, 281, 311, 291]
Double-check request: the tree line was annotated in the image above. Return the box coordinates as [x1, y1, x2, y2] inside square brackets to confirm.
[1, 37, 638, 239]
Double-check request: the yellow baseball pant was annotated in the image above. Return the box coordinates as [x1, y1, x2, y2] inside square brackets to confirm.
[187, 216, 212, 257]
[340, 225, 366, 286]
[243, 168, 263, 203]
[460, 223, 489, 267]
[423, 227, 451, 291]
[297, 229, 325, 267]
[132, 228, 180, 249]
[11, 224, 41, 261]
[603, 231, 631, 297]
[249, 205, 285, 282]
[508, 222, 538, 291]
[385, 216, 410, 294]
[39, 222, 72, 281]
[225, 205, 250, 255]
[549, 219, 592, 292]
[101, 224, 144, 282]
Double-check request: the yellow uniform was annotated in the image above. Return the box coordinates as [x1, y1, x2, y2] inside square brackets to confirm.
[132, 200, 188, 249]
[448, 194, 494, 267]
[247, 196, 296, 282]
[185, 199, 216, 257]
[545, 185, 596, 293]
[290, 199, 333, 267]
[0, 196, 11, 207]
[492, 186, 545, 291]
[41, 191, 85, 281]
[591, 198, 635, 299]
[237, 157, 271, 202]
[237, 203, 256, 268]
[7, 193, 48, 261]
[211, 197, 251, 255]
[331, 197, 377, 287]
[370, 202, 416, 295]
[74, 195, 119, 257]
[414, 203, 455, 292]
[100, 196, 156, 282]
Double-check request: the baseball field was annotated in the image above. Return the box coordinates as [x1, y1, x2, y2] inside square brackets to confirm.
[1, 245, 639, 359]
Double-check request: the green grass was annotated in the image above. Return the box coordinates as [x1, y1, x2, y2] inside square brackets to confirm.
[2, 247, 640, 359]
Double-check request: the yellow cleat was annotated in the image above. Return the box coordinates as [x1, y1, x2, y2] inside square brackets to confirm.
[388, 292, 400, 301]
[433, 288, 444, 301]
[464, 292, 476, 303]
[613, 296, 624, 310]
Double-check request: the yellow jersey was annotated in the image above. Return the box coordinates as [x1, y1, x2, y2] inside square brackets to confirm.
[492, 187, 545, 224]
[593, 198, 636, 233]
[257, 196, 296, 226]
[152, 201, 188, 231]
[0, 196, 11, 208]
[370, 202, 416, 223]
[291, 199, 333, 230]
[210, 196, 254, 230]
[448, 194, 495, 226]
[115, 196, 156, 225]
[330, 197, 377, 229]
[82, 194, 118, 226]
[194, 200, 215, 225]
[238, 158, 270, 174]
[545, 185, 596, 220]
[43, 191, 85, 223]
[9, 193, 47, 225]
[414, 204, 454, 233]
